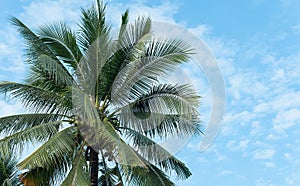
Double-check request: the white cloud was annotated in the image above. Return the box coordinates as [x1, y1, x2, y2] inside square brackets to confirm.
[228, 71, 268, 102]
[221, 111, 256, 136]
[19, 0, 91, 28]
[264, 162, 275, 168]
[220, 170, 234, 175]
[189, 24, 210, 38]
[285, 171, 300, 186]
[226, 139, 249, 151]
[291, 22, 300, 33]
[266, 133, 288, 140]
[204, 37, 237, 58]
[196, 156, 207, 163]
[0, 27, 25, 79]
[253, 149, 275, 160]
[253, 178, 276, 186]
[271, 69, 285, 81]
[106, 0, 179, 26]
[273, 109, 300, 133]
[253, 91, 300, 114]
[0, 100, 24, 117]
[250, 121, 263, 136]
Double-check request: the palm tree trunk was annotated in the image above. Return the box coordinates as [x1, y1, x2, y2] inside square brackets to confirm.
[90, 148, 99, 186]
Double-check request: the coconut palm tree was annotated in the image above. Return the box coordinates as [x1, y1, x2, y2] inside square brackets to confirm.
[0, 0, 201, 185]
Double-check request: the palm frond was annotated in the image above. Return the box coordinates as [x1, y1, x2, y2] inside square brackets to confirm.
[19, 166, 54, 186]
[120, 9, 129, 33]
[98, 166, 121, 186]
[10, 17, 52, 60]
[37, 22, 82, 68]
[116, 84, 201, 137]
[61, 145, 89, 186]
[0, 153, 20, 186]
[127, 165, 175, 186]
[122, 127, 192, 179]
[10, 17, 74, 77]
[17, 127, 78, 184]
[78, 0, 110, 51]
[75, 34, 114, 98]
[111, 39, 192, 106]
[27, 54, 75, 89]
[0, 82, 70, 114]
[119, 152, 175, 186]
[0, 120, 63, 156]
[118, 16, 152, 54]
[97, 16, 152, 101]
[72, 92, 147, 169]
[0, 113, 66, 135]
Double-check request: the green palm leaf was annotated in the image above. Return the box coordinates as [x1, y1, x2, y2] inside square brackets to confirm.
[61, 146, 89, 186]
[0, 82, 70, 114]
[111, 39, 192, 106]
[117, 84, 201, 137]
[78, 0, 109, 51]
[37, 22, 82, 67]
[122, 127, 192, 179]
[73, 92, 147, 169]
[0, 113, 66, 135]
[97, 16, 152, 101]
[120, 152, 175, 186]
[10, 17, 74, 75]
[0, 120, 63, 156]
[28, 54, 75, 88]
[18, 127, 77, 176]
[0, 153, 19, 186]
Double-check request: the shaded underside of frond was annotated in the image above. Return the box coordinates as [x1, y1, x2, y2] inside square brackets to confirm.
[116, 83, 201, 138]
[37, 22, 82, 67]
[10, 17, 76, 76]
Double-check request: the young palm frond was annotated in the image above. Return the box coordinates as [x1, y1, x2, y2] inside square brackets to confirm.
[78, 0, 109, 51]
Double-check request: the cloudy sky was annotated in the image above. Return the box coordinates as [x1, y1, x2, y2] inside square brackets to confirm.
[1, 0, 300, 185]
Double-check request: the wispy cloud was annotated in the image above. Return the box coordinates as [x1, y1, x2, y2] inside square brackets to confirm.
[273, 109, 300, 133]
[0, 100, 24, 117]
[253, 149, 275, 160]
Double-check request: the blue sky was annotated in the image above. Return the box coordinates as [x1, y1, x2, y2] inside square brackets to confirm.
[1, 0, 300, 185]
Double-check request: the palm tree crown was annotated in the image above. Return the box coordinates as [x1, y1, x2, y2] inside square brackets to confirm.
[0, 0, 201, 185]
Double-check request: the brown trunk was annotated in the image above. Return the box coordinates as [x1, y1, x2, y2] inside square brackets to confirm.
[90, 148, 99, 186]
